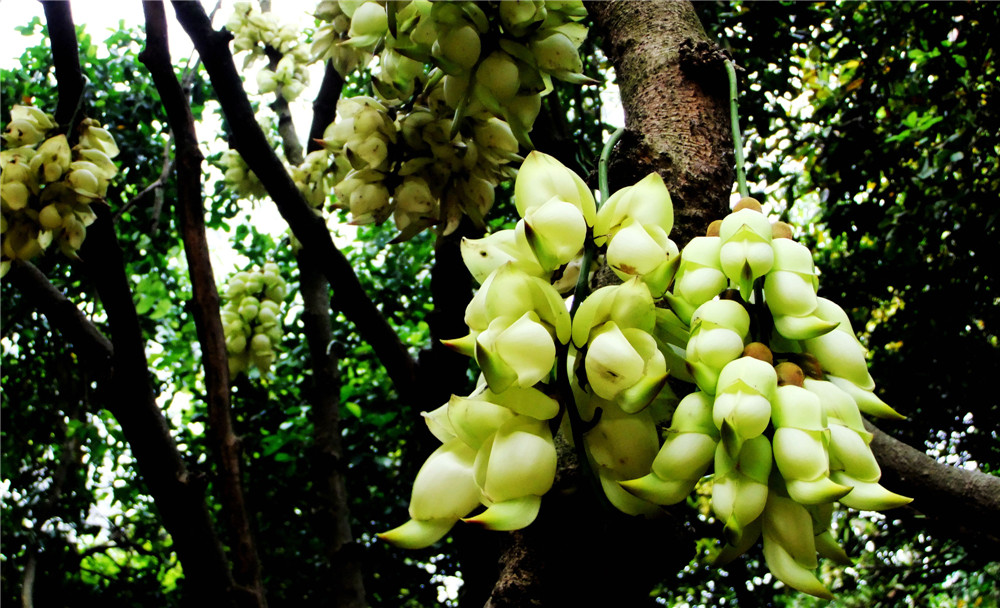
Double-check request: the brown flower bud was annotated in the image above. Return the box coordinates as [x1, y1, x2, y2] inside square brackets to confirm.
[742, 342, 774, 365]
[733, 197, 762, 213]
[771, 220, 794, 240]
[775, 361, 805, 387]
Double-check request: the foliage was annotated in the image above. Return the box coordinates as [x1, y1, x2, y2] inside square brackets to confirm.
[1, 19, 202, 606]
[2, 2, 998, 606]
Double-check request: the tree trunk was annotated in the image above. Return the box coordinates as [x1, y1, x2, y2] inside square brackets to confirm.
[589, 0, 734, 248]
[479, 3, 740, 604]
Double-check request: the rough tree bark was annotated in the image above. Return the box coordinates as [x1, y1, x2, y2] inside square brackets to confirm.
[140, 3, 266, 606]
[589, 0, 735, 249]
[479, 4, 734, 605]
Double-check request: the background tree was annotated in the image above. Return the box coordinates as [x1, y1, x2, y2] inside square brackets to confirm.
[1, 1, 997, 607]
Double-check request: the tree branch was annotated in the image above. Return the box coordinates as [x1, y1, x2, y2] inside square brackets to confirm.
[140, 3, 266, 606]
[262, 46, 367, 605]
[113, 135, 172, 225]
[37, 8, 238, 603]
[866, 419, 1000, 557]
[85, 211, 239, 605]
[307, 61, 344, 150]
[296, 250, 368, 608]
[170, 0, 420, 402]
[7, 262, 113, 378]
[10, 239, 236, 605]
[41, 2, 85, 132]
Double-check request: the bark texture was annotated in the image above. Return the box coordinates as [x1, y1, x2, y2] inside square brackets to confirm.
[589, 0, 734, 248]
[140, 3, 266, 605]
[866, 420, 1000, 558]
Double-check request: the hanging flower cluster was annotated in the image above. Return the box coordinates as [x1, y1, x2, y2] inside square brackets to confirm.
[1, 105, 120, 276]
[380, 151, 910, 600]
[221, 0, 592, 241]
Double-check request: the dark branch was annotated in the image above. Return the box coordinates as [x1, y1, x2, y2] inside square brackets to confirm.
[266, 46, 367, 606]
[41, 2, 85, 132]
[7, 261, 113, 379]
[38, 5, 237, 596]
[307, 62, 344, 153]
[140, 3, 267, 606]
[170, 0, 420, 402]
[866, 419, 1000, 558]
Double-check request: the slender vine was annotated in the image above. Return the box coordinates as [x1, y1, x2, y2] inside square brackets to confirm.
[725, 60, 748, 198]
[556, 125, 628, 511]
[570, 125, 626, 316]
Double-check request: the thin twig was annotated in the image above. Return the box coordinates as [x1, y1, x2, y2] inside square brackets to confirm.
[113, 134, 173, 223]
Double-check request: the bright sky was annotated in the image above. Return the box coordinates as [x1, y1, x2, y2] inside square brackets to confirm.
[0, 0, 318, 67]
[2, 0, 192, 66]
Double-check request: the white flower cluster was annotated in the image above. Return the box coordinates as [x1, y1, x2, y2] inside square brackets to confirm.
[381, 154, 911, 601]
[1, 106, 120, 276]
[226, 1, 311, 101]
[220, 262, 288, 376]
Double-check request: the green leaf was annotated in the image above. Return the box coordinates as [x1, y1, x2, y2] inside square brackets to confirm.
[148, 298, 172, 320]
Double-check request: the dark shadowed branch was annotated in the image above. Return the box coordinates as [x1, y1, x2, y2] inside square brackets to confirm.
[7, 261, 112, 378]
[261, 41, 367, 604]
[41, 2, 85, 133]
[170, 0, 420, 403]
[38, 6, 239, 605]
[867, 420, 1000, 557]
[140, 3, 266, 607]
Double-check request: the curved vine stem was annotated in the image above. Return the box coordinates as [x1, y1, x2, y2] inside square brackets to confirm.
[554, 126, 627, 513]
[598, 127, 625, 205]
[570, 125, 625, 316]
[725, 60, 748, 198]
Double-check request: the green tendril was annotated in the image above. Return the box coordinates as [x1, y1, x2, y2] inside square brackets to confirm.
[726, 60, 748, 199]
[553, 126, 627, 515]
[599, 126, 625, 205]
[570, 125, 625, 317]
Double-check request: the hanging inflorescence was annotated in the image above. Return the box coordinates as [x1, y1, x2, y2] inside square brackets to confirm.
[380, 151, 910, 600]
